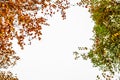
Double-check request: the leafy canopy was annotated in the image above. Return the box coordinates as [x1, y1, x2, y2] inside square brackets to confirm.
[77, 0, 120, 79]
[0, 0, 70, 68]
[0, 0, 70, 79]
[2, 0, 120, 80]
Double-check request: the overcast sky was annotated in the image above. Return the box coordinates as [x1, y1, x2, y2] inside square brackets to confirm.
[5, 3, 103, 80]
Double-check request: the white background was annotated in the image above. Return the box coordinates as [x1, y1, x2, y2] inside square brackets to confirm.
[7, 2, 102, 80]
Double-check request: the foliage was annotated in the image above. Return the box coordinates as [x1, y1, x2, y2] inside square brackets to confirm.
[89, 0, 120, 74]
[2, 0, 120, 79]
[0, 0, 70, 79]
[0, 71, 18, 80]
[76, 0, 120, 79]
[0, 0, 70, 68]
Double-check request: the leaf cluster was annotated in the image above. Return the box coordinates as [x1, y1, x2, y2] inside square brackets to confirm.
[0, 0, 70, 79]
[0, 71, 18, 80]
[79, 0, 120, 79]
[0, 0, 70, 68]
